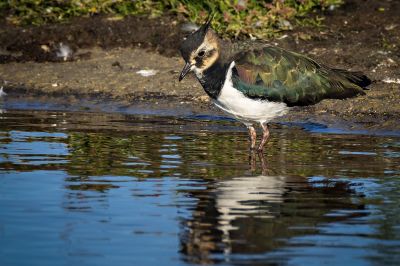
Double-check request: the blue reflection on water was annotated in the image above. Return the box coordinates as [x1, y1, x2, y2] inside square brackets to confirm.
[1, 111, 400, 266]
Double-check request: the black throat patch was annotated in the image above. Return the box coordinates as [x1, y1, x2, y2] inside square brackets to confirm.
[198, 61, 230, 99]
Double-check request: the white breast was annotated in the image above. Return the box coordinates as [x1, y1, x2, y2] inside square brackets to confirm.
[214, 61, 288, 126]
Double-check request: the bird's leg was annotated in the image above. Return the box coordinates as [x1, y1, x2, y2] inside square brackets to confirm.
[257, 122, 270, 152]
[249, 152, 257, 172]
[257, 152, 268, 175]
[247, 125, 257, 151]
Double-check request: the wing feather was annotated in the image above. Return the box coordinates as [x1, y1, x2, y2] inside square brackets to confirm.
[233, 46, 369, 106]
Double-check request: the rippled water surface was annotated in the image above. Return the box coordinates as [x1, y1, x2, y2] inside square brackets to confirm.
[1, 109, 400, 266]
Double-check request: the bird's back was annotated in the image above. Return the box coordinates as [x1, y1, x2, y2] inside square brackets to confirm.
[231, 46, 371, 106]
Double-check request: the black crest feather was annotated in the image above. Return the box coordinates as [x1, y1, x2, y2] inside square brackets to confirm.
[179, 14, 214, 61]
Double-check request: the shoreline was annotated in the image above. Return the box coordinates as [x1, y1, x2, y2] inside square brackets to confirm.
[2, 89, 400, 137]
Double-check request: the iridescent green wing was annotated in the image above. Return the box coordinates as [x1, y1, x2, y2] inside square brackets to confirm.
[232, 46, 368, 106]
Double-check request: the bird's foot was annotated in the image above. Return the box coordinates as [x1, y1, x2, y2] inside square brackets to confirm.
[248, 147, 268, 174]
[249, 146, 257, 152]
[256, 146, 264, 153]
[250, 145, 265, 154]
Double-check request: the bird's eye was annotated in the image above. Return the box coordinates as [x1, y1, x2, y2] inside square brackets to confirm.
[198, 50, 205, 57]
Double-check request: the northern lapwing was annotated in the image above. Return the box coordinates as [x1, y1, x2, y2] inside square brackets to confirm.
[178, 17, 371, 152]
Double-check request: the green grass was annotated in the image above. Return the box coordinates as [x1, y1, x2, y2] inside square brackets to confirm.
[0, 0, 343, 38]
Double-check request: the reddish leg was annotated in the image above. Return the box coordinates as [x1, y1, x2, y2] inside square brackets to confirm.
[257, 122, 270, 152]
[258, 152, 268, 175]
[247, 125, 257, 151]
[249, 152, 256, 172]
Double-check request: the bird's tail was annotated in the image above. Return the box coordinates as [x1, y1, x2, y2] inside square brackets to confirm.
[332, 68, 371, 88]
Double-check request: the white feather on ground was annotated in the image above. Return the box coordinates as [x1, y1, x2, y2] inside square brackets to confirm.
[0, 86, 6, 97]
[136, 69, 158, 77]
[382, 78, 400, 84]
[56, 43, 73, 61]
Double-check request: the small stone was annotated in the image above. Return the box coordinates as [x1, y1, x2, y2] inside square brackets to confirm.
[40, 45, 50, 53]
[198, 95, 209, 102]
[385, 24, 398, 31]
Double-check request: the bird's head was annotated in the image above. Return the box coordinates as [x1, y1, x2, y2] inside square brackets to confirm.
[178, 15, 220, 81]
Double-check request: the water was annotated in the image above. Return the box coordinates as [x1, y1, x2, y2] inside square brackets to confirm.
[0, 109, 399, 266]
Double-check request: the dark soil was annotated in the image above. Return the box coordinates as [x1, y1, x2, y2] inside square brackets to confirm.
[0, 0, 399, 132]
[0, 14, 185, 62]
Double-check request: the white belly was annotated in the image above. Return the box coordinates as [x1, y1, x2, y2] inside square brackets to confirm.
[214, 61, 288, 125]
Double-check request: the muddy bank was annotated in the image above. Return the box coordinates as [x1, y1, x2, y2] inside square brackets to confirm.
[0, 0, 399, 132]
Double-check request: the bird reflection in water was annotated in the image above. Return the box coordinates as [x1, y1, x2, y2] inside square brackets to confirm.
[179, 153, 365, 264]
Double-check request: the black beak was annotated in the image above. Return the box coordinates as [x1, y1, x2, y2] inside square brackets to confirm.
[179, 62, 191, 81]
